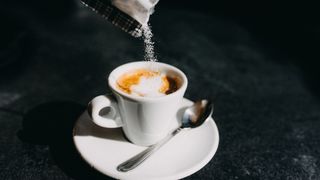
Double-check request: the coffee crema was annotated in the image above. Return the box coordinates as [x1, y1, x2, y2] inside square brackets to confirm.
[116, 69, 178, 97]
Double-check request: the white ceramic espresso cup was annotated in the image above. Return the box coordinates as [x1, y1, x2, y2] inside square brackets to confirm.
[88, 61, 188, 146]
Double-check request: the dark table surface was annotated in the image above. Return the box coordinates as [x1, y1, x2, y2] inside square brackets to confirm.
[1, 1, 320, 179]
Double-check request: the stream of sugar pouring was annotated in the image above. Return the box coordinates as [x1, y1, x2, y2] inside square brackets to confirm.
[142, 25, 157, 62]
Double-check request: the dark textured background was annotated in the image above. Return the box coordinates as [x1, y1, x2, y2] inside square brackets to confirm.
[1, 0, 320, 179]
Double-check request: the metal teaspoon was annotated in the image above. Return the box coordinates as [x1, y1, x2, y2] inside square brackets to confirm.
[117, 100, 214, 172]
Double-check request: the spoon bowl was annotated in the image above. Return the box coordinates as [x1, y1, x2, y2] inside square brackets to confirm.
[182, 100, 213, 128]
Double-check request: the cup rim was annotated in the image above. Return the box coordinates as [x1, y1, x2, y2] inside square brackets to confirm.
[108, 61, 188, 102]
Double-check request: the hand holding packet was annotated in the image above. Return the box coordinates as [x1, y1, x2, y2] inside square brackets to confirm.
[80, 0, 159, 37]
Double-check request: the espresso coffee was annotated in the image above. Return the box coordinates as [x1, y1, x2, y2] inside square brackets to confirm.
[116, 69, 179, 97]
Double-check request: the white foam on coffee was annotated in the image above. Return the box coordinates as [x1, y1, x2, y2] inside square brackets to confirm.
[130, 74, 165, 97]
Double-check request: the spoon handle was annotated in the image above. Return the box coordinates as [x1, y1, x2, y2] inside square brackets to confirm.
[117, 128, 182, 172]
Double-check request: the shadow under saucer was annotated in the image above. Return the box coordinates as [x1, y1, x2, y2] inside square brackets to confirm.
[18, 101, 114, 180]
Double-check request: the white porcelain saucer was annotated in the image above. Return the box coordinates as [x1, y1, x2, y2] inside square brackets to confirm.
[73, 98, 219, 180]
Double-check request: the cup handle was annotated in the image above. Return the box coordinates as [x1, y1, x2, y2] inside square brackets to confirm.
[88, 94, 123, 128]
